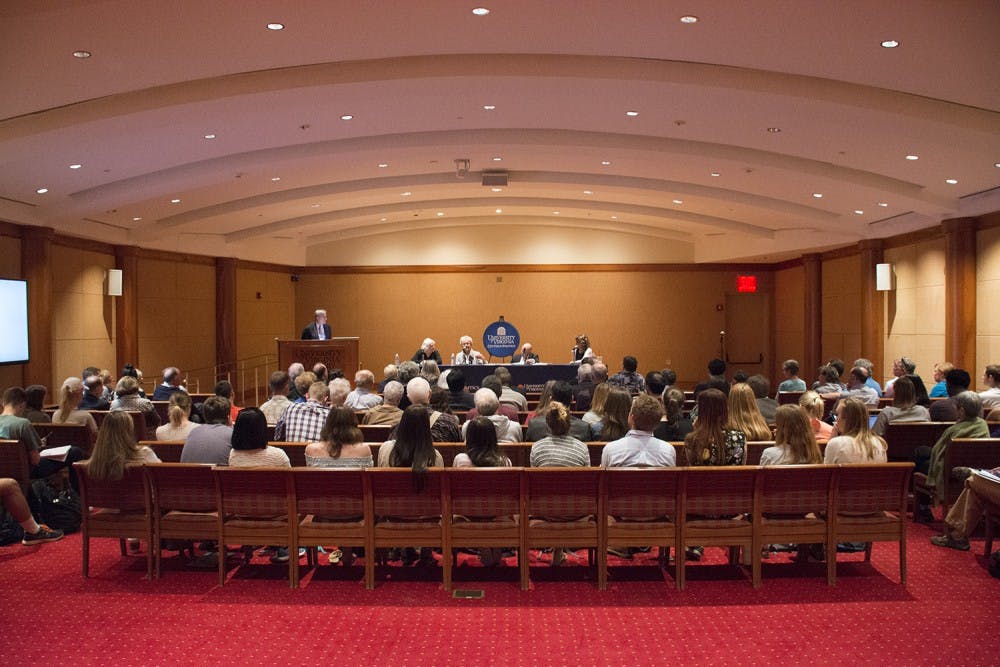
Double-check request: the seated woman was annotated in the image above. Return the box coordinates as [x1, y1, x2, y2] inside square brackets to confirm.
[871, 375, 930, 437]
[24, 385, 50, 423]
[155, 392, 198, 441]
[824, 398, 887, 464]
[111, 376, 161, 429]
[52, 377, 98, 443]
[684, 388, 747, 466]
[654, 388, 693, 442]
[581, 382, 610, 426]
[571, 334, 593, 363]
[929, 362, 954, 398]
[305, 406, 373, 468]
[727, 383, 773, 442]
[760, 405, 823, 466]
[454, 416, 513, 566]
[799, 390, 834, 442]
[593, 388, 630, 441]
[214, 380, 241, 425]
[812, 364, 843, 395]
[525, 380, 557, 423]
[228, 408, 290, 468]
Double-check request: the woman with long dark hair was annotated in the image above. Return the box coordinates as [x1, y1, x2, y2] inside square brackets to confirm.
[684, 388, 747, 466]
[455, 416, 511, 468]
[377, 405, 443, 489]
[305, 406, 372, 467]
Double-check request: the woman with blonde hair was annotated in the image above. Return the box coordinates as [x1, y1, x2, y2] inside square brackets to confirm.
[581, 382, 611, 426]
[52, 376, 98, 442]
[155, 391, 198, 441]
[824, 398, 887, 463]
[727, 383, 772, 441]
[684, 389, 746, 466]
[594, 388, 631, 441]
[86, 410, 160, 482]
[799, 390, 834, 441]
[760, 405, 822, 466]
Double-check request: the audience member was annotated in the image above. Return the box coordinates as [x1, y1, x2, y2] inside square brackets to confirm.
[824, 398, 887, 464]
[152, 367, 186, 401]
[909, 374, 932, 407]
[80, 375, 111, 411]
[812, 364, 843, 395]
[684, 388, 746, 466]
[328, 378, 352, 407]
[747, 375, 778, 422]
[378, 363, 398, 392]
[526, 381, 592, 441]
[979, 364, 1000, 412]
[274, 381, 330, 443]
[871, 376, 930, 436]
[397, 378, 461, 442]
[929, 362, 954, 398]
[530, 402, 589, 468]
[445, 369, 476, 411]
[111, 376, 161, 429]
[286, 363, 305, 401]
[456, 416, 512, 469]
[581, 382, 610, 426]
[929, 368, 971, 421]
[377, 404, 443, 470]
[305, 406, 372, 468]
[776, 359, 807, 394]
[727, 383, 772, 442]
[760, 405, 822, 466]
[661, 368, 677, 392]
[363, 380, 405, 427]
[259, 371, 292, 424]
[1, 386, 85, 491]
[395, 361, 421, 409]
[494, 367, 528, 411]
[601, 394, 674, 468]
[799, 390, 834, 441]
[51, 377, 98, 442]
[695, 358, 727, 394]
[853, 358, 883, 397]
[930, 467, 1000, 551]
[229, 408, 290, 468]
[461, 388, 521, 442]
[214, 380, 241, 424]
[119, 363, 147, 398]
[654, 388, 694, 442]
[0, 477, 63, 545]
[23, 385, 50, 423]
[419, 360, 441, 388]
[572, 363, 596, 412]
[827, 367, 879, 407]
[731, 370, 749, 385]
[593, 388, 630, 441]
[180, 396, 233, 465]
[155, 391, 198, 441]
[87, 410, 161, 480]
[342, 369, 381, 410]
[608, 356, 646, 393]
[884, 357, 915, 398]
[644, 371, 666, 400]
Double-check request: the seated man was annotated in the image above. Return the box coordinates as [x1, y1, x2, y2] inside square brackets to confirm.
[853, 358, 883, 397]
[826, 366, 879, 408]
[461, 388, 521, 443]
[931, 467, 1000, 551]
[572, 364, 596, 412]
[395, 377, 461, 442]
[24, 385, 50, 423]
[328, 378, 352, 407]
[466, 375, 519, 422]
[363, 380, 404, 427]
[454, 335, 485, 365]
[608, 356, 646, 394]
[259, 371, 292, 425]
[378, 363, 397, 392]
[152, 366, 186, 401]
[0, 478, 64, 545]
[0, 387, 85, 492]
[748, 374, 778, 422]
[884, 356, 916, 398]
[445, 368, 476, 411]
[979, 364, 1000, 413]
[286, 363, 305, 401]
[494, 367, 528, 411]
[601, 394, 675, 468]
[79, 375, 110, 411]
[274, 381, 330, 442]
[180, 396, 233, 465]
[345, 369, 383, 410]
[525, 381, 592, 441]
[511, 343, 539, 365]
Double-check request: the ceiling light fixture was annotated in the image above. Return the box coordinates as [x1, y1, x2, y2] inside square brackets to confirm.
[377, 163, 389, 168]
[553, 211, 560, 215]
[880, 39, 899, 48]
[495, 208, 502, 214]
[854, 210, 864, 215]
[401, 191, 412, 196]
[766, 127, 781, 133]
[340, 114, 353, 120]
[266, 23, 284, 30]
[170, 198, 181, 204]
[380, 217, 387, 222]
[483, 105, 496, 111]
[710, 172, 720, 177]
[271, 177, 281, 182]
[625, 110, 639, 117]
[672, 199, 683, 204]
[72, 50, 92, 59]
[491, 187, 502, 192]
[311, 203, 321, 208]
[905, 154, 919, 160]
[583, 190, 593, 195]
[878, 202, 888, 207]
[472, 7, 490, 16]
[611, 215, 618, 220]
[601, 160, 611, 166]
[132, 216, 142, 221]
[995, 162, 1000, 168]
[69, 163, 82, 169]
[812, 193, 823, 198]
[492, 156, 502, 162]
[945, 178, 958, 184]
[436, 212, 444, 216]
[36, 188, 48, 194]
[204, 133, 216, 139]
[679, 15, 698, 24]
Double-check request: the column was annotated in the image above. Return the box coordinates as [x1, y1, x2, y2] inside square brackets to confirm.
[803, 253, 823, 379]
[215, 257, 237, 377]
[858, 239, 884, 374]
[942, 217, 976, 370]
[114, 245, 139, 373]
[21, 226, 54, 387]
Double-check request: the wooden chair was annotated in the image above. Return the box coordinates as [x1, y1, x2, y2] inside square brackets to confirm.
[522, 468, 604, 589]
[33, 422, 91, 454]
[369, 468, 446, 586]
[443, 467, 525, 591]
[74, 462, 153, 579]
[882, 421, 951, 462]
[274, 441, 308, 467]
[146, 440, 185, 462]
[213, 467, 296, 588]
[359, 424, 392, 443]
[0, 439, 30, 496]
[144, 463, 218, 579]
[292, 467, 373, 589]
[602, 467, 683, 589]
[754, 465, 837, 586]
[912, 438, 1000, 518]
[831, 462, 913, 585]
[678, 467, 758, 590]
[777, 391, 804, 405]
[744, 441, 776, 466]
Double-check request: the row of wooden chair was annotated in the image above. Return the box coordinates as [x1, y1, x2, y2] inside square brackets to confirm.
[73, 461, 913, 592]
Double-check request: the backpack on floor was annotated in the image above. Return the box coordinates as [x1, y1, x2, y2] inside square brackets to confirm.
[0, 508, 24, 545]
[29, 480, 82, 534]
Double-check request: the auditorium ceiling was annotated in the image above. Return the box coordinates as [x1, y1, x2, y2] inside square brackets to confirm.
[2, 1, 999, 266]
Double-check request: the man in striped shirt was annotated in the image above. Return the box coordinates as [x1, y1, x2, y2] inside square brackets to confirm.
[274, 381, 329, 442]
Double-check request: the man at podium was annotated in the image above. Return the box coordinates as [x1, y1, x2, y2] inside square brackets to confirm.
[301, 309, 332, 340]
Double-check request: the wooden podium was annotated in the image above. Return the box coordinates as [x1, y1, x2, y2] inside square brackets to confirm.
[276, 337, 360, 375]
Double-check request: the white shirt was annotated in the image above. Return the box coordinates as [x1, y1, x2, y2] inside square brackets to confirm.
[601, 429, 676, 468]
[824, 435, 887, 464]
[979, 387, 1000, 411]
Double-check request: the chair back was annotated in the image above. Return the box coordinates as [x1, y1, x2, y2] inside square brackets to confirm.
[524, 468, 602, 518]
[33, 422, 91, 451]
[684, 467, 757, 516]
[213, 467, 292, 517]
[146, 440, 184, 462]
[744, 441, 776, 466]
[604, 467, 682, 519]
[145, 463, 217, 513]
[0, 439, 30, 493]
[446, 467, 523, 519]
[292, 467, 367, 519]
[835, 463, 913, 514]
[359, 424, 392, 443]
[758, 464, 836, 515]
[75, 462, 149, 512]
[777, 391, 804, 405]
[369, 468, 444, 518]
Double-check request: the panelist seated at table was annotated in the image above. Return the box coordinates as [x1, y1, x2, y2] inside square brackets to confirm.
[571, 334, 594, 364]
[511, 343, 539, 365]
[301, 308, 332, 340]
[454, 335, 485, 365]
[411, 338, 443, 365]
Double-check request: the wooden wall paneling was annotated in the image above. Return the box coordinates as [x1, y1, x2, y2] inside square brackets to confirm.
[115, 245, 139, 374]
[943, 218, 977, 370]
[859, 239, 885, 377]
[803, 254, 822, 381]
[22, 226, 54, 387]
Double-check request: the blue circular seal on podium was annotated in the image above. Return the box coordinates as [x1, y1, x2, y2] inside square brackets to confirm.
[482, 319, 520, 358]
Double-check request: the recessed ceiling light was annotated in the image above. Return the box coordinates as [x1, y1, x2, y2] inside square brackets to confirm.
[854, 210, 864, 215]
[380, 217, 387, 222]
[436, 212, 444, 216]
[311, 203, 321, 208]
[377, 163, 389, 168]
[340, 114, 353, 121]
[472, 7, 490, 16]
[495, 208, 502, 214]
[583, 190, 593, 195]
[880, 39, 899, 48]
[69, 163, 82, 169]
[266, 23, 284, 31]
[611, 215, 618, 220]
[132, 216, 142, 221]
[905, 154, 919, 160]
[483, 105, 496, 111]
[204, 133, 216, 139]
[625, 110, 639, 117]
[401, 191, 412, 196]
[766, 127, 782, 133]
[812, 193, 823, 198]
[491, 187, 502, 192]
[72, 50, 91, 59]
[270, 177, 281, 182]
[601, 160, 612, 166]
[170, 198, 181, 204]
[552, 211, 560, 215]
[679, 15, 698, 24]
[36, 188, 48, 194]
[945, 178, 958, 184]
[878, 202, 888, 207]
[492, 156, 502, 162]
[710, 172, 720, 177]
[994, 162, 1000, 168]
[672, 199, 683, 204]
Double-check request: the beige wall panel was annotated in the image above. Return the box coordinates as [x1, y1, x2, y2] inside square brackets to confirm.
[821, 255, 862, 368]
[977, 225, 1000, 389]
[235, 267, 296, 366]
[50, 246, 116, 384]
[773, 265, 805, 380]
[296, 268, 766, 389]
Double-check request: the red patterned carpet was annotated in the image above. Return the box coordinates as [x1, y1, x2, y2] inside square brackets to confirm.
[2, 520, 997, 665]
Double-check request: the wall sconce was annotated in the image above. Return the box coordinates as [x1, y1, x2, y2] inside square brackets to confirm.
[875, 263, 894, 291]
[107, 269, 123, 296]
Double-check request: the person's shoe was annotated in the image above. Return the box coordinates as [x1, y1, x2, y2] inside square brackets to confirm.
[915, 507, 935, 524]
[270, 548, 290, 563]
[930, 534, 970, 551]
[21, 524, 64, 545]
[685, 546, 703, 561]
[328, 548, 343, 564]
[127, 538, 141, 553]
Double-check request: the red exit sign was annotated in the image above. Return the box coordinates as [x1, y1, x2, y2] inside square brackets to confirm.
[736, 275, 757, 293]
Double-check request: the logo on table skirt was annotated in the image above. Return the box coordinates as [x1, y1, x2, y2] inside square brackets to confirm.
[482, 321, 520, 357]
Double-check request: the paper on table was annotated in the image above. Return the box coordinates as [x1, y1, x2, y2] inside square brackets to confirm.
[39, 445, 71, 462]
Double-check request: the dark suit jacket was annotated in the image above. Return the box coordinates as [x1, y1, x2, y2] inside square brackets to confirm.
[301, 322, 332, 340]
[525, 415, 592, 442]
[151, 384, 183, 401]
[511, 353, 540, 364]
[80, 393, 111, 411]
